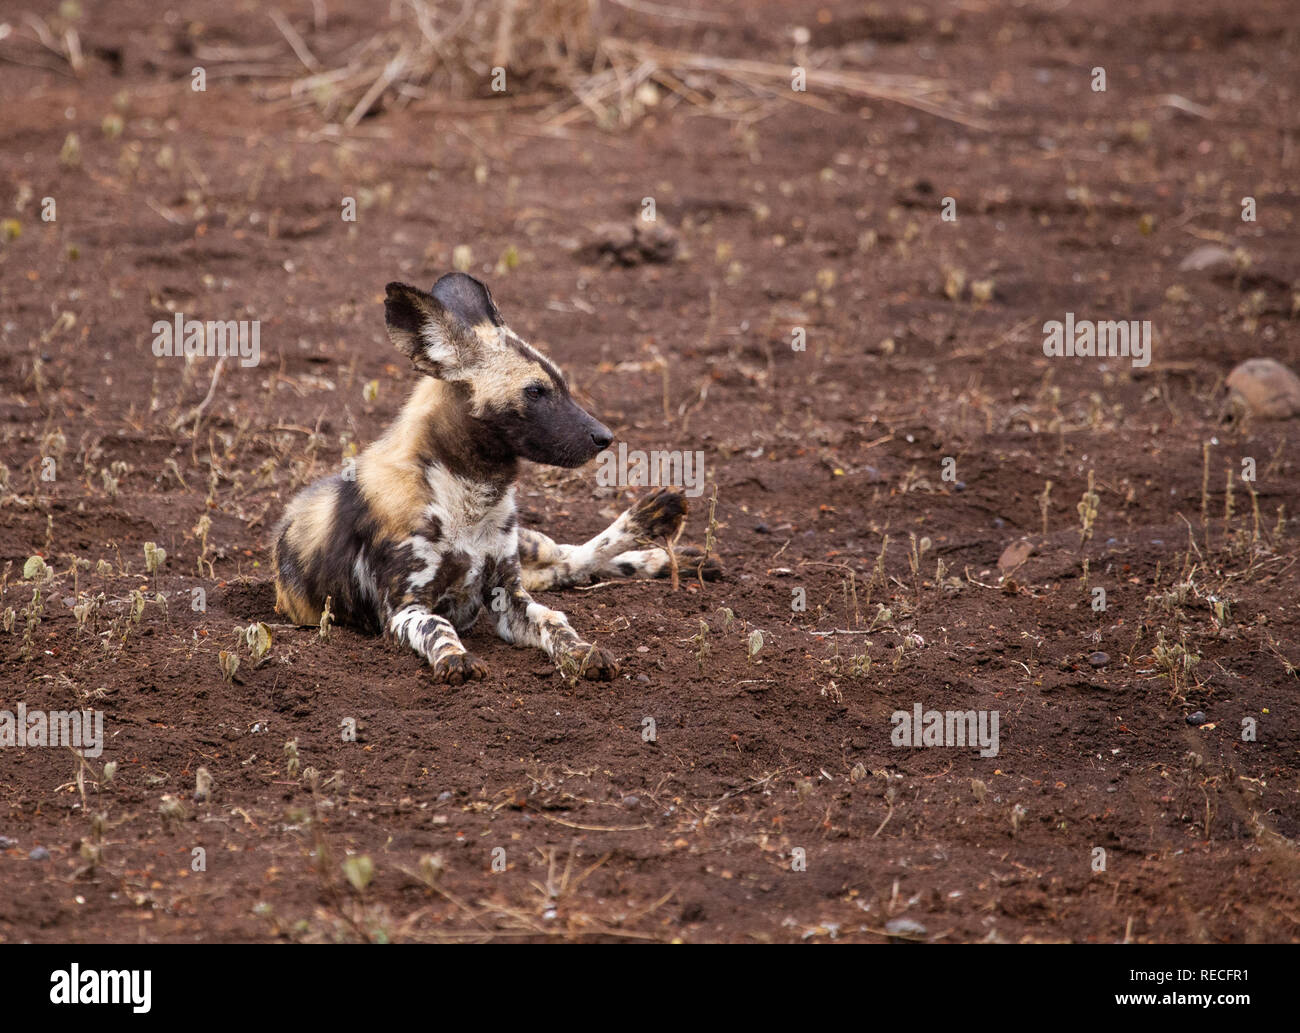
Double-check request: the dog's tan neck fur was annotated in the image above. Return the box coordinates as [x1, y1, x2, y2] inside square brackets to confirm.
[357, 378, 516, 543]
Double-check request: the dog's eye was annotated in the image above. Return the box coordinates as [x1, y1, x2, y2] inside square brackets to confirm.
[524, 383, 547, 401]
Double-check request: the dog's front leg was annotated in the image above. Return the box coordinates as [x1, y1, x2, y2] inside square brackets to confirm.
[488, 570, 618, 681]
[387, 603, 488, 684]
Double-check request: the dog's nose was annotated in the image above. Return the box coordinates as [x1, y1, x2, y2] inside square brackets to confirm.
[591, 425, 613, 449]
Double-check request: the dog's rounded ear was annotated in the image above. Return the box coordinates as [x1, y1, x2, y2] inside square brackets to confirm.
[430, 272, 503, 328]
[384, 282, 473, 378]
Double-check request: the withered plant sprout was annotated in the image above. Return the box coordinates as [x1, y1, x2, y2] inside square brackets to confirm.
[244, 621, 272, 662]
[23, 555, 50, 582]
[194, 513, 214, 577]
[143, 541, 166, 590]
[864, 535, 889, 611]
[342, 855, 374, 893]
[159, 794, 187, 831]
[1076, 470, 1099, 549]
[1200, 442, 1212, 549]
[194, 766, 213, 803]
[690, 619, 710, 675]
[842, 570, 860, 626]
[319, 595, 334, 640]
[699, 483, 720, 586]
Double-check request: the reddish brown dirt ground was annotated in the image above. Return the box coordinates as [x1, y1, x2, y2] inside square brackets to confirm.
[1, 0, 1298, 943]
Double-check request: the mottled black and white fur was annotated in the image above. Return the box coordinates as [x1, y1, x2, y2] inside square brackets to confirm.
[272, 272, 718, 684]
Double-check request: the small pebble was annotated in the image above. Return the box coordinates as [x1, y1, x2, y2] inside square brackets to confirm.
[1087, 651, 1110, 668]
[753, 522, 770, 534]
[0, 836, 18, 849]
[622, 795, 640, 808]
[29, 846, 50, 861]
[636, 673, 650, 684]
[1179, 244, 1236, 274]
[884, 917, 927, 938]
[437, 791, 453, 802]
[1186, 711, 1208, 726]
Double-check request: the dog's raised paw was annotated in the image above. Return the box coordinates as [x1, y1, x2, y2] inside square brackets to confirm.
[432, 652, 489, 685]
[627, 488, 688, 539]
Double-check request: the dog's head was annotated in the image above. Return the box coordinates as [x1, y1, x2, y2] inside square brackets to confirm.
[383, 274, 613, 468]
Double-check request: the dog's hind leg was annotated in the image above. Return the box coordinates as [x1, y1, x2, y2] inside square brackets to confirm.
[519, 489, 722, 590]
[595, 545, 722, 583]
[518, 488, 717, 591]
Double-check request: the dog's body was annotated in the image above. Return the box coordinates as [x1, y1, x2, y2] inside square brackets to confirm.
[272, 273, 716, 683]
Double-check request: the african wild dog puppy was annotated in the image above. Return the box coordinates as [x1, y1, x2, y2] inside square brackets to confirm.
[272, 272, 719, 684]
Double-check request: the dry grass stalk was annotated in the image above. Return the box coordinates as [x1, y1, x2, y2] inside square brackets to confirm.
[231, 2, 986, 133]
